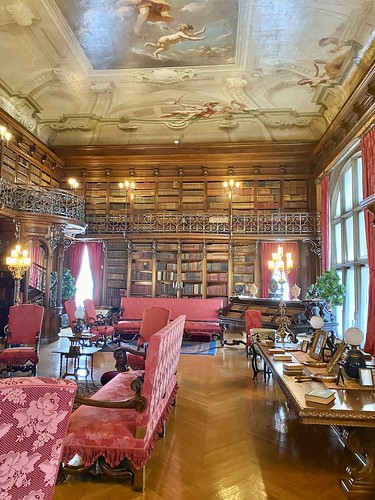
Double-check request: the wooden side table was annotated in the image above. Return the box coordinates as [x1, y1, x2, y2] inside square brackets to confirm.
[52, 346, 101, 380]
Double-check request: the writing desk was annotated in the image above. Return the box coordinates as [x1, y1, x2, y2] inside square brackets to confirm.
[257, 343, 375, 498]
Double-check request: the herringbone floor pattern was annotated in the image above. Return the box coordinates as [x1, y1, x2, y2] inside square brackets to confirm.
[37, 335, 351, 500]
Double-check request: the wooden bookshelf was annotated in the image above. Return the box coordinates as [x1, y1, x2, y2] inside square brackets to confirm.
[130, 242, 154, 297]
[232, 242, 255, 295]
[109, 182, 127, 216]
[85, 182, 108, 216]
[157, 181, 180, 211]
[182, 181, 205, 212]
[283, 180, 308, 211]
[155, 241, 178, 297]
[205, 242, 229, 299]
[257, 180, 280, 211]
[133, 181, 155, 212]
[207, 181, 228, 212]
[233, 181, 255, 212]
[181, 242, 204, 298]
[105, 241, 129, 307]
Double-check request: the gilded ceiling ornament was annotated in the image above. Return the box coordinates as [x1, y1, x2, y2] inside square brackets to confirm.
[50, 116, 95, 131]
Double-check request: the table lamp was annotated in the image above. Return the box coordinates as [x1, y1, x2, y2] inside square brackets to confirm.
[343, 327, 366, 379]
[74, 307, 85, 335]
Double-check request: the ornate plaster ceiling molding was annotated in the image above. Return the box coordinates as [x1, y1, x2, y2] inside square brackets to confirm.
[134, 68, 199, 84]
[0, 94, 38, 133]
[0, 2, 37, 28]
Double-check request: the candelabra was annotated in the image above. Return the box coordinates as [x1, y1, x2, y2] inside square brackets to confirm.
[68, 178, 79, 190]
[119, 180, 135, 237]
[268, 246, 293, 299]
[0, 125, 11, 143]
[6, 244, 31, 305]
[223, 179, 240, 237]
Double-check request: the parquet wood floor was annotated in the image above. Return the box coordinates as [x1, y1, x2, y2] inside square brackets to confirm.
[36, 335, 352, 500]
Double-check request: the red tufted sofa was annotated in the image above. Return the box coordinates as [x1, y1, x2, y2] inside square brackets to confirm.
[60, 315, 186, 491]
[115, 297, 223, 343]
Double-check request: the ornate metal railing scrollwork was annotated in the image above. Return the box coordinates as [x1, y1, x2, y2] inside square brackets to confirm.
[0, 178, 85, 222]
[86, 212, 320, 236]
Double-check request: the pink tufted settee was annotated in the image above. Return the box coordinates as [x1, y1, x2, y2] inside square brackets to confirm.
[0, 377, 77, 500]
[115, 297, 223, 343]
[60, 314, 186, 491]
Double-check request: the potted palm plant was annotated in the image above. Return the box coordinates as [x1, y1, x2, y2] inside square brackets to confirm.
[305, 270, 346, 307]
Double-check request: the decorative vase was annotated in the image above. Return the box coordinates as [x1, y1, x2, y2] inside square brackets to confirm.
[343, 348, 366, 379]
[291, 283, 301, 301]
[248, 283, 258, 298]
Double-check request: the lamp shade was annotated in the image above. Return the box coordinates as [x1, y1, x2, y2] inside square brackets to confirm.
[75, 307, 85, 320]
[344, 327, 364, 346]
[310, 316, 324, 329]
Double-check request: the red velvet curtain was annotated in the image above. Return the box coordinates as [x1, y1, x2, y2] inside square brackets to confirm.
[260, 242, 299, 299]
[321, 175, 330, 273]
[362, 126, 375, 355]
[67, 242, 86, 283]
[87, 242, 104, 306]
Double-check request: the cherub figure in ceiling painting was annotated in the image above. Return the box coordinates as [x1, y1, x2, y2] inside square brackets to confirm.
[319, 22, 346, 53]
[115, 0, 173, 35]
[144, 24, 207, 58]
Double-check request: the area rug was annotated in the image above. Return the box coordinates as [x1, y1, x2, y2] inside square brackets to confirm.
[100, 339, 217, 356]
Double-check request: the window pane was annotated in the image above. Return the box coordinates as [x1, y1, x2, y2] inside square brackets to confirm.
[344, 168, 353, 212]
[358, 211, 367, 259]
[345, 216, 354, 261]
[334, 223, 342, 264]
[357, 157, 363, 203]
[344, 267, 355, 332]
[333, 191, 341, 218]
[335, 268, 343, 339]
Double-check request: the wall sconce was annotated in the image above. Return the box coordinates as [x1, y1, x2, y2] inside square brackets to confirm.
[6, 244, 31, 305]
[68, 178, 79, 190]
[0, 125, 11, 143]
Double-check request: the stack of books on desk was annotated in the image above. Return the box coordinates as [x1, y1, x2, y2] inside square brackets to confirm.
[273, 353, 293, 362]
[305, 388, 336, 405]
[269, 348, 285, 354]
[283, 363, 305, 375]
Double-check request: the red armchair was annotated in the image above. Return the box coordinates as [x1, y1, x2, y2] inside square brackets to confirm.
[0, 304, 44, 376]
[244, 309, 263, 357]
[64, 299, 99, 344]
[101, 306, 171, 384]
[83, 298, 115, 345]
[0, 376, 76, 500]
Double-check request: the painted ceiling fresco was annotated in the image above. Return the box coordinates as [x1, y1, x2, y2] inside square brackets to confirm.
[0, 0, 373, 147]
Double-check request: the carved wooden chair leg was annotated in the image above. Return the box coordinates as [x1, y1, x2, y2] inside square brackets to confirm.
[133, 466, 145, 492]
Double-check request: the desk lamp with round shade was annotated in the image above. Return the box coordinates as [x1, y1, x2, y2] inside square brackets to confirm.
[343, 327, 366, 379]
[309, 315, 325, 349]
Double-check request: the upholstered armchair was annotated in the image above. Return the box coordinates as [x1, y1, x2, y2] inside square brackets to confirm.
[0, 304, 44, 376]
[0, 377, 76, 500]
[83, 298, 115, 345]
[101, 306, 171, 385]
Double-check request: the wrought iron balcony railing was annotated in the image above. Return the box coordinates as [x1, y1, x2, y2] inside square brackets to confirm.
[86, 212, 320, 236]
[0, 178, 85, 221]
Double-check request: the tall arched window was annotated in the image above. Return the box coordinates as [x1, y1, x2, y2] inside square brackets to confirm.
[331, 149, 369, 338]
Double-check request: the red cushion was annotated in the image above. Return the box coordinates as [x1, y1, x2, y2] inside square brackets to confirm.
[0, 347, 38, 364]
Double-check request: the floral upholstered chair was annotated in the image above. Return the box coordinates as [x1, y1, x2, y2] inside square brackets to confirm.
[0, 377, 77, 500]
